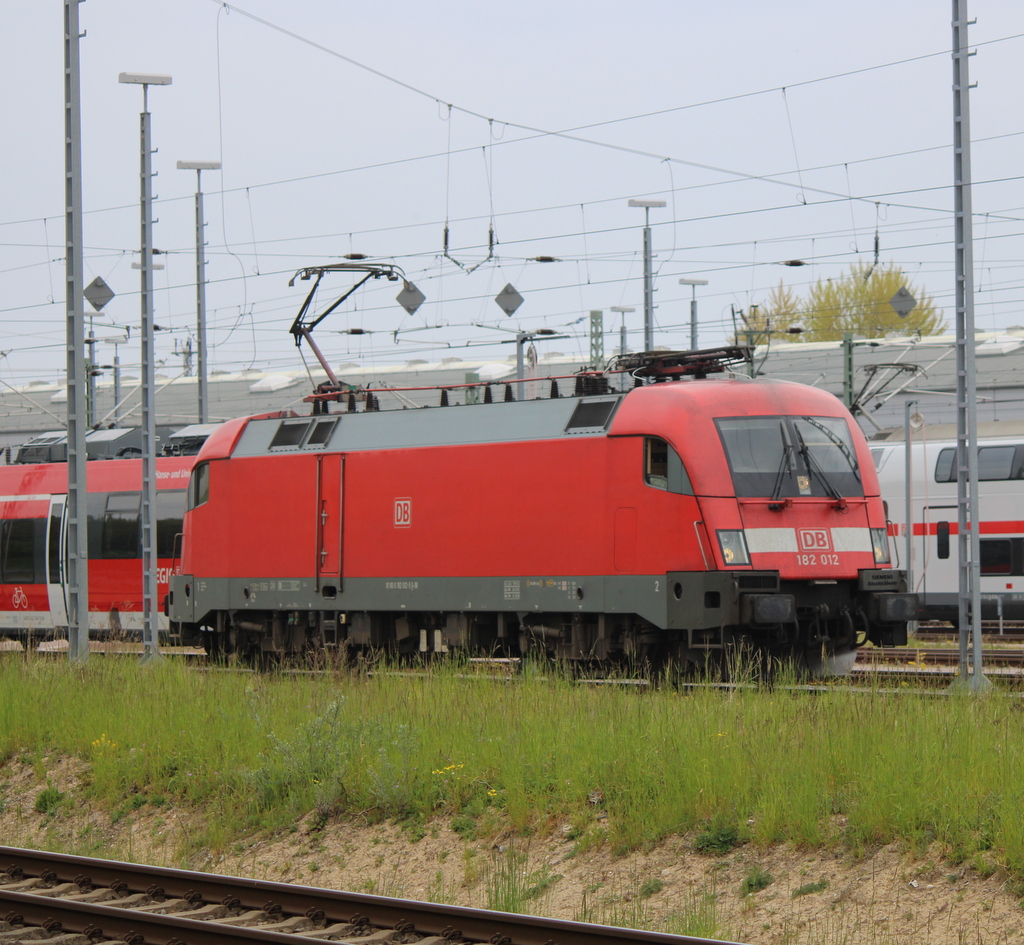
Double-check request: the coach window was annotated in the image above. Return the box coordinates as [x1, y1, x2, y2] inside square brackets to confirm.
[188, 462, 210, 510]
[102, 494, 141, 559]
[644, 437, 693, 495]
[156, 490, 187, 558]
[1, 519, 40, 584]
[981, 538, 1013, 575]
[936, 445, 1021, 482]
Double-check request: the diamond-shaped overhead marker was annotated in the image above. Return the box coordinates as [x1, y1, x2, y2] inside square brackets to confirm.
[84, 276, 115, 312]
[890, 286, 917, 318]
[495, 283, 524, 317]
[396, 280, 425, 316]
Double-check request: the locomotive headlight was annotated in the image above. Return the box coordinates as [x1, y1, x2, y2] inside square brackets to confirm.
[870, 527, 891, 564]
[717, 530, 751, 566]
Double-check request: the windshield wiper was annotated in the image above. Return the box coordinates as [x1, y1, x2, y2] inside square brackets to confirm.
[801, 416, 861, 482]
[794, 426, 846, 508]
[769, 421, 794, 508]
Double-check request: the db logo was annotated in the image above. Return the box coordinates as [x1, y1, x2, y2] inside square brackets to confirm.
[798, 528, 832, 551]
[11, 587, 28, 609]
[394, 498, 412, 528]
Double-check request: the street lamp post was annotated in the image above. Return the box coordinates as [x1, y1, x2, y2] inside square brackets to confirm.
[101, 333, 129, 427]
[177, 160, 220, 424]
[119, 70, 171, 663]
[679, 278, 708, 351]
[628, 199, 666, 351]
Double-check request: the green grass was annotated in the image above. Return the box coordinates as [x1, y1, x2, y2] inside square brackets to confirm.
[2, 656, 1024, 878]
[33, 783, 65, 814]
[739, 865, 773, 897]
[793, 878, 829, 897]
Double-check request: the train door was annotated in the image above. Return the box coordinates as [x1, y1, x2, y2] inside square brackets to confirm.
[46, 495, 68, 629]
[316, 454, 343, 586]
[920, 502, 957, 605]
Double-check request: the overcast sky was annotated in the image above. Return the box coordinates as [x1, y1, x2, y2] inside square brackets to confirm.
[1, 1, 1022, 385]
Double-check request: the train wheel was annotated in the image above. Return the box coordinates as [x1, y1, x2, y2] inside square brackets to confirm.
[202, 628, 225, 661]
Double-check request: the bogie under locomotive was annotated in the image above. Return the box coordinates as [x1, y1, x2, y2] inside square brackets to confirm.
[168, 370, 914, 674]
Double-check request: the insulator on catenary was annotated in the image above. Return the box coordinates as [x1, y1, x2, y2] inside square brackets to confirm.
[348, 392, 357, 412]
[484, 384, 493, 404]
[550, 379, 560, 399]
[504, 383, 514, 402]
[440, 389, 449, 407]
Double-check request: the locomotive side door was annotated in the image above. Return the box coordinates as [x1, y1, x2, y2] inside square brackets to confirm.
[316, 454, 343, 586]
[46, 495, 69, 629]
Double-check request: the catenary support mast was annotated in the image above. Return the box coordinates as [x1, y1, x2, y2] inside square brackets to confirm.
[951, 0, 987, 689]
[64, 0, 89, 663]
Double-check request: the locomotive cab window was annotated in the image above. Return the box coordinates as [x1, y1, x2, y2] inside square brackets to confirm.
[644, 437, 693, 495]
[716, 415, 863, 499]
[188, 463, 210, 510]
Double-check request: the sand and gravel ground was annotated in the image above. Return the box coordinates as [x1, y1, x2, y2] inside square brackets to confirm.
[1, 756, 1021, 945]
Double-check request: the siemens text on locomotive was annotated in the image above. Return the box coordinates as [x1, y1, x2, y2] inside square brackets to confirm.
[168, 353, 915, 674]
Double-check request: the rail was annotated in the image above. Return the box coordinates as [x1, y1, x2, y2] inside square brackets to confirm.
[0, 847, 745, 945]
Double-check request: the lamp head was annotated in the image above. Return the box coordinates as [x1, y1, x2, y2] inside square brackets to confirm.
[119, 72, 172, 85]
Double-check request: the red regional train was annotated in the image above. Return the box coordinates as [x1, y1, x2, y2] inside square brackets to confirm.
[0, 455, 195, 641]
[168, 354, 915, 675]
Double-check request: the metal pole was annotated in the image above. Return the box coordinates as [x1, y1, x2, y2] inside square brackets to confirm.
[139, 85, 160, 662]
[195, 173, 208, 423]
[642, 209, 654, 351]
[952, 0, 987, 690]
[678, 279, 708, 352]
[516, 332, 526, 398]
[64, 0, 89, 663]
[87, 316, 95, 428]
[842, 332, 854, 408]
[177, 160, 219, 422]
[904, 401, 916, 626]
[112, 343, 121, 427]
[589, 310, 604, 369]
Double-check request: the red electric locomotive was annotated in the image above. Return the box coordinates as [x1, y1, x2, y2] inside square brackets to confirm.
[168, 349, 915, 674]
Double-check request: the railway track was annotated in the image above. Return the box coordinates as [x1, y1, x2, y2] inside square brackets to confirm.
[0, 847, 740, 945]
[856, 646, 1024, 666]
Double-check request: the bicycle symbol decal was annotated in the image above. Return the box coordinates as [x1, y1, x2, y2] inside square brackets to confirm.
[11, 587, 28, 610]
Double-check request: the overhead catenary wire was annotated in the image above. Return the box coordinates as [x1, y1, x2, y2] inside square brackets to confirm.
[5, 7, 1024, 380]
[204, 0, 1024, 209]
